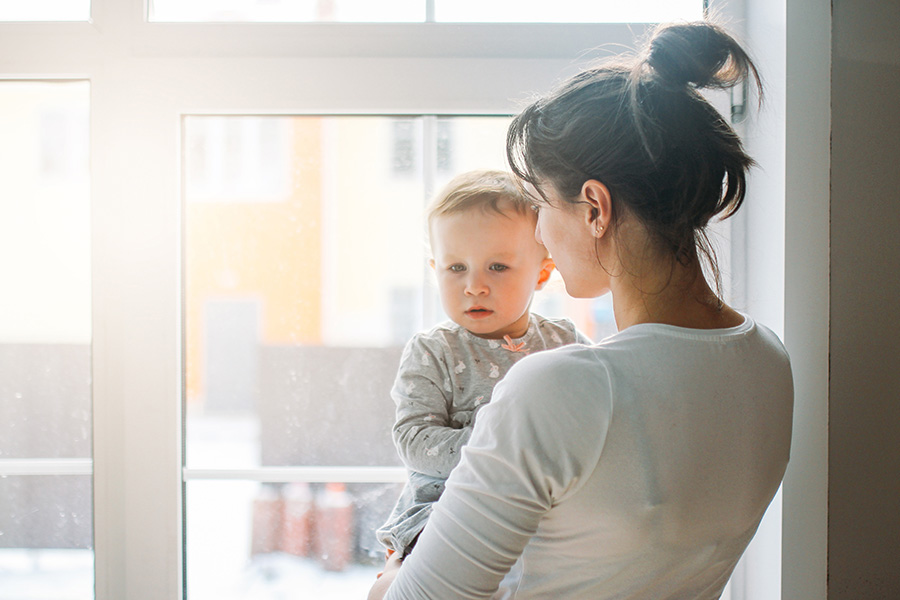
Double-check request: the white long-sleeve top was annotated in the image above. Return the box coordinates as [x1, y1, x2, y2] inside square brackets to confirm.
[384, 316, 793, 600]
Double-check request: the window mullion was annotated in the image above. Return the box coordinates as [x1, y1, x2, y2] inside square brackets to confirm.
[91, 62, 183, 600]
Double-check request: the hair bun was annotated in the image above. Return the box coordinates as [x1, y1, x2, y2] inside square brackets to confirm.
[646, 22, 756, 91]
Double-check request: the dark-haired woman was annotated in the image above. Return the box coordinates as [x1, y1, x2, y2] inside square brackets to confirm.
[369, 21, 793, 600]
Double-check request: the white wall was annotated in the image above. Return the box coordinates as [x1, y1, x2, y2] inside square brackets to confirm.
[829, 0, 900, 596]
[763, 0, 900, 597]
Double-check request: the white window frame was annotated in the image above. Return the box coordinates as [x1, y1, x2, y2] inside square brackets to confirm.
[0, 1, 828, 598]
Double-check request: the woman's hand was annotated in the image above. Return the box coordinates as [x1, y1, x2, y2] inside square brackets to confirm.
[367, 552, 403, 600]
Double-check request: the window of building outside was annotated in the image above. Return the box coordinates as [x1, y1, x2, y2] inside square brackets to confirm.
[0, 80, 93, 598]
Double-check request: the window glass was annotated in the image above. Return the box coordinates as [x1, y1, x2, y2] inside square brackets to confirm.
[186, 117, 293, 202]
[150, 0, 702, 23]
[436, 0, 703, 22]
[186, 480, 402, 598]
[151, 0, 424, 23]
[183, 114, 611, 595]
[0, 0, 90, 22]
[0, 80, 92, 598]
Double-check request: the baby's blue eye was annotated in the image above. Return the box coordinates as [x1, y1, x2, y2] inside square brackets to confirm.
[449, 264, 466, 273]
[489, 264, 509, 272]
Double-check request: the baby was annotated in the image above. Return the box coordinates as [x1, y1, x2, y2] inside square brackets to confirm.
[376, 170, 591, 560]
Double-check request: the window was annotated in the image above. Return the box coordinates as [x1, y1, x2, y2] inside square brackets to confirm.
[2, 2, 785, 600]
[434, 1, 703, 23]
[185, 117, 292, 202]
[150, 0, 425, 23]
[0, 0, 90, 22]
[149, 0, 702, 23]
[0, 80, 92, 599]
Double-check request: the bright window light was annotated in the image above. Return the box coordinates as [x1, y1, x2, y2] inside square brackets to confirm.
[435, 0, 704, 23]
[150, 0, 424, 23]
[149, 0, 702, 23]
[0, 80, 93, 600]
[0, 0, 90, 22]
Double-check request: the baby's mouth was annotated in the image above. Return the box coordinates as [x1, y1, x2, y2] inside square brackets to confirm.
[466, 307, 493, 318]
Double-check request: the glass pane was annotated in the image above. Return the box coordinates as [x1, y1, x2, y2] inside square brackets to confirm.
[150, 0, 702, 23]
[150, 0, 424, 23]
[0, 80, 93, 597]
[436, 0, 704, 23]
[0, 0, 90, 22]
[0, 476, 93, 599]
[186, 480, 398, 598]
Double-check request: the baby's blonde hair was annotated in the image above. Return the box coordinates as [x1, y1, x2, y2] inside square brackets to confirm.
[427, 170, 534, 226]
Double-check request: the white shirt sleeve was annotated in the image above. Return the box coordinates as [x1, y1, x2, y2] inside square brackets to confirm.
[385, 348, 613, 599]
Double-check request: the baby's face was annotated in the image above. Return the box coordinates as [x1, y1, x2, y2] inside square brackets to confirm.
[430, 208, 551, 340]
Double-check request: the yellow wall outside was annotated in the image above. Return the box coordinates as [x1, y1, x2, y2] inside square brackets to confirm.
[185, 118, 323, 405]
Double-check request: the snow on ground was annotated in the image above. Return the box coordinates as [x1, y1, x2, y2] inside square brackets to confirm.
[0, 548, 380, 600]
[0, 549, 93, 600]
[2, 415, 383, 599]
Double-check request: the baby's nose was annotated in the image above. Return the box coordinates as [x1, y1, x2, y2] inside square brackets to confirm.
[464, 274, 489, 295]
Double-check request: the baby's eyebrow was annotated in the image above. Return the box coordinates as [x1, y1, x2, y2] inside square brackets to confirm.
[488, 253, 520, 262]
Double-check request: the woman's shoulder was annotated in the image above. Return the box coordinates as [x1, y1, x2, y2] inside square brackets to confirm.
[479, 344, 615, 483]
[748, 319, 791, 362]
[502, 342, 615, 405]
[503, 316, 785, 393]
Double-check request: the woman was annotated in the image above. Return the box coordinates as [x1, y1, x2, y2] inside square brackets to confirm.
[370, 21, 793, 600]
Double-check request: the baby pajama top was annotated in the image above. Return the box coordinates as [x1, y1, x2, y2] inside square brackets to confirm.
[384, 316, 794, 599]
[377, 313, 590, 554]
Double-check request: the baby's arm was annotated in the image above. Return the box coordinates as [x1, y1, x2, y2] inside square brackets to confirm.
[391, 338, 472, 479]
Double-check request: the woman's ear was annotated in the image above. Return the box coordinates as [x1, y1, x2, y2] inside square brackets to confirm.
[535, 258, 555, 290]
[581, 180, 612, 238]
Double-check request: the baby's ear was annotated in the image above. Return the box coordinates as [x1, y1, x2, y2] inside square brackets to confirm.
[535, 258, 555, 290]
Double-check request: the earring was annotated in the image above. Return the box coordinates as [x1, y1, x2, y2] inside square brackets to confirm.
[594, 222, 604, 236]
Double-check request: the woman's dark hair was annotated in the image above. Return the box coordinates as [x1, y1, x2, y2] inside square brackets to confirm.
[507, 21, 761, 286]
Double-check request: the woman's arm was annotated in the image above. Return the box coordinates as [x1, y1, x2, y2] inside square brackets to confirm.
[370, 392, 547, 600]
[378, 349, 612, 599]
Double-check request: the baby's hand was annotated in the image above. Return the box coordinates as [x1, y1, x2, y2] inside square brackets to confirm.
[375, 548, 398, 579]
[369, 551, 403, 600]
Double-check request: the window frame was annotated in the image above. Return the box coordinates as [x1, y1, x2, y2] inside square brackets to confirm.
[0, 1, 820, 598]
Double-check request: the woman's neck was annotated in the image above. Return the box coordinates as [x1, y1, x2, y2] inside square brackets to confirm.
[610, 261, 743, 331]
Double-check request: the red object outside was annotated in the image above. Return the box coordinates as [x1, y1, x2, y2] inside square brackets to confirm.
[313, 482, 354, 571]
